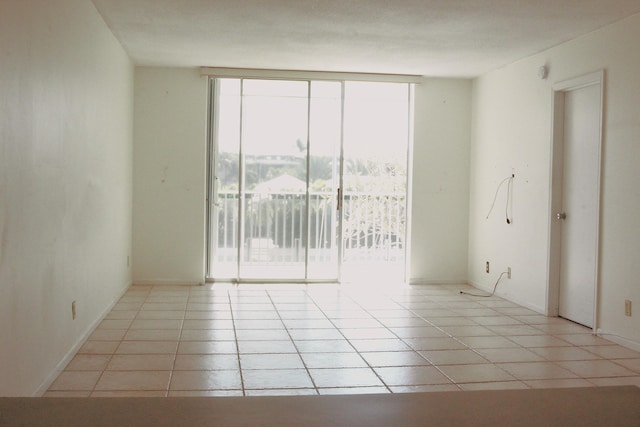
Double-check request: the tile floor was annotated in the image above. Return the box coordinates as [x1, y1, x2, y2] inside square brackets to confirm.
[45, 283, 640, 397]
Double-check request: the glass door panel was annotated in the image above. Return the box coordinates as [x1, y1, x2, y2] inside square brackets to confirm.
[210, 79, 241, 279]
[341, 82, 410, 282]
[239, 80, 310, 279]
[307, 81, 342, 280]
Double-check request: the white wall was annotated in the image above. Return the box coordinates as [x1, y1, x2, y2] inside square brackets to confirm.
[0, 0, 133, 396]
[132, 71, 471, 285]
[133, 68, 208, 285]
[469, 13, 640, 345]
[410, 79, 471, 283]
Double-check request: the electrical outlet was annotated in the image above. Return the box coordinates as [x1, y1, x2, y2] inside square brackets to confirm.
[72, 301, 77, 320]
[625, 300, 632, 317]
[507, 267, 511, 279]
[485, 261, 490, 274]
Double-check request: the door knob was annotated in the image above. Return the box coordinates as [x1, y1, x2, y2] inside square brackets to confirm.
[556, 212, 567, 220]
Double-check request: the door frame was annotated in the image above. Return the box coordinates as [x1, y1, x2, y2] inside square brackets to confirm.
[546, 70, 604, 332]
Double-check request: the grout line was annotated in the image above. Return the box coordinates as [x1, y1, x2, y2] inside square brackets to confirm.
[228, 289, 246, 396]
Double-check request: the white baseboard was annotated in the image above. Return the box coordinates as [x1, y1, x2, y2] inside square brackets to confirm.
[409, 279, 469, 286]
[466, 280, 545, 315]
[33, 283, 131, 396]
[596, 330, 640, 352]
[133, 279, 204, 286]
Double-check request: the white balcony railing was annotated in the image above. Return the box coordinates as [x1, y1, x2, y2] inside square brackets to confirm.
[213, 190, 405, 264]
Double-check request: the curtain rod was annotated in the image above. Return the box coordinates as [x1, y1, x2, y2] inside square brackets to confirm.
[199, 67, 423, 84]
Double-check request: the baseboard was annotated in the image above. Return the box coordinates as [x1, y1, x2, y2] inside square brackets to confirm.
[33, 282, 131, 397]
[409, 279, 469, 286]
[466, 280, 546, 315]
[596, 330, 640, 352]
[133, 279, 204, 286]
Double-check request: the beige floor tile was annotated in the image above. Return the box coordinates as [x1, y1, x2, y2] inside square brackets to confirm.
[582, 345, 640, 359]
[247, 388, 318, 396]
[437, 364, 516, 383]
[476, 348, 545, 363]
[377, 318, 432, 328]
[459, 381, 529, 391]
[177, 341, 237, 354]
[524, 378, 595, 389]
[419, 349, 489, 365]
[486, 325, 545, 336]
[43, 391, 92, 397]
[182, 319, 234, 330]
[88, 329, 127, 341]
[180, 329, 236, 341]
[301, 353, 368, 369]
[95, 371, 171, 391]
[243, 369, 314, 389]
[506, 335, 572, 348]
[77, 341, 120, 355]
[350, 339, 413, 352]
[295, 340, 356, 353]
[107, 354, 175, 371]
[339, 328, 397, 340]
[48, 371, 102, 391]
[531, 323, 591, 334]
[169, 370, 242, 391]
[185, 311, 233, 320]
[310, 368, 384, 388]
[374, 366, 452, 386]
[528, 346, 602, 361]
[497, 362, 579, 380]
[45, 284, 640, 397]
[141, 303, 187, 311]
[388, 327, 449, 339]
[129, 319, 183, 330]
[555, 334, 612, 346]
[91, 390, 167, 397]
[168, 390, 243, 397]
[360, 351, 430, 367]
[439, 325, 496, 337]
[318, 387, 389, 395]
[612, 358, 640, 373]
[116, 341, 178, 354]
[237, 340, 297, 354]
[233, 319, 284, 329]
[236, 329, 291, 341]
[390, 384, 460, 393]
[588, 376, 640, 387]
[65, 355, 112, 371]
[456, 336, 519, 349]
[422, 317, 478, 327]
[240, 353, 305, 370]
[174, 354, 239, 370]
[557, 360, 637, 378]
[136, 310, 185, 320]
[124, 329, 181, 341]
[105, 310, 138, 320]
[402, 337, 467, 351]
[288, 328, 344, 340]
[330, 318, 384, 329]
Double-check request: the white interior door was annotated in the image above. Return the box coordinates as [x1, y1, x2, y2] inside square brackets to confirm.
[557, 82, 602, 328]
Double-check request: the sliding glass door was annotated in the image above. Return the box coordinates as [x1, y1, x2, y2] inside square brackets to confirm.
[207, 77, 410, 283]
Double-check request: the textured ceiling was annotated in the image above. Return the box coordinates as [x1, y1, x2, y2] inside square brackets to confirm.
[92, 0, 640, 77]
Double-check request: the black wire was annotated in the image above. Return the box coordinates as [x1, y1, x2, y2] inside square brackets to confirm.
[460, 272, 508, 297]
[486, 175, 514, 224]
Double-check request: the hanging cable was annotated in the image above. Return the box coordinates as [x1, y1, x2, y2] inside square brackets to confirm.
[460, 271, 508, 297]
[486, 174, 514, 224]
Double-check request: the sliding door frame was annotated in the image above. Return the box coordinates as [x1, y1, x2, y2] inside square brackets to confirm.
[205, 72, 415, 284]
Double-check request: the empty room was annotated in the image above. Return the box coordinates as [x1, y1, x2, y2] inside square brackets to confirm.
[1, 0, 639, 424]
